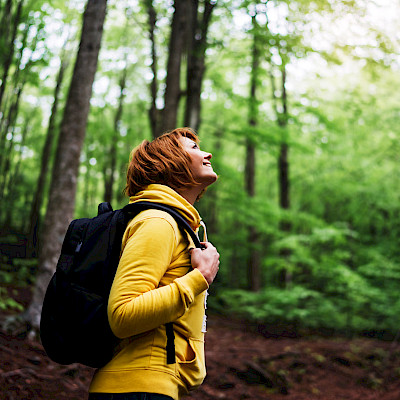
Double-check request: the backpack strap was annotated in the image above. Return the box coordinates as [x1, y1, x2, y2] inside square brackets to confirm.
[98, 202, 113, 215]
[121, 201, 204, 364]
[165, 322, 175, 364]
[122, 201, 204, 249]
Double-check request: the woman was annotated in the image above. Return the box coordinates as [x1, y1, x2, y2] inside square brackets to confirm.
[88, 128, 220, 400]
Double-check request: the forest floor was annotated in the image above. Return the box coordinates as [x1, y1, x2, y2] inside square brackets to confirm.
[1, 286, 400, 400]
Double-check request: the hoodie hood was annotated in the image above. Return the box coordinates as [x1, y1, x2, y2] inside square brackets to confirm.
[129, 184, 201, 231]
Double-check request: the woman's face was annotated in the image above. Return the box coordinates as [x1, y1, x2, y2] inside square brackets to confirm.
[179, 136, 218, 187]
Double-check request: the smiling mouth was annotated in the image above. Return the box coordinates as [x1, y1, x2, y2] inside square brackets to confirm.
[203, 163, 212, 167]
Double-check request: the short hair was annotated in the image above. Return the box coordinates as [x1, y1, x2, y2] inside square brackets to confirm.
[124, 127, 201, 197]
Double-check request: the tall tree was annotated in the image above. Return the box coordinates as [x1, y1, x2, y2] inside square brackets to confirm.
[158, 0, 189, 136]
[3, 118, 31, 229]
[0, 8, 44, 213]
[0, 0, 23, 113]
[147, 0, 215, 137]
[0, 6, 29, 181]
[270, 51, 291, 287]
[146, 0, 160, 138]
[27, 53, 69, 257]
[184, 0, 215, 132]
[104, 64, 127, 203]
[24, 0, 108, 331]
[0, 0, 13, 55]
[245, 13, 261, 292]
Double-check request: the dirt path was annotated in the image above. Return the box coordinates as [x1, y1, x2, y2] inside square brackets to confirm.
[1, 314, 400, 400]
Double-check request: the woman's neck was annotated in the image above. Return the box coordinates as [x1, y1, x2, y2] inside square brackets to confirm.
[176, 186, 202, 205]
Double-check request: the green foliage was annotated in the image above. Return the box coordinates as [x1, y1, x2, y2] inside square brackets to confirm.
[1, 0, 400, 335]
[0, 288, 24, 312]
[0, 258, 37, 287]
[211, 286, 343, 329]
[211, 281, 400, 333]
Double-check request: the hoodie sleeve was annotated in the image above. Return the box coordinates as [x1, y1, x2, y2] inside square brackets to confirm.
[108, 215, 208, 339]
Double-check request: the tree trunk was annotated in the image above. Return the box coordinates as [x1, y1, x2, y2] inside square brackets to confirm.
[277, 64, 290, 208]
[82, 141, 92, 215]
[3, 119, 30, 229]
[205, 128, 222, 236]
[184, 0, 214, 132]
[0, 82, 24, 209]
[278, 145, 290, 210]
[245, 15, 261, 292]
[26, 56, 68, 258]
[104, 66, 127, 203]
[0, 0, 13, 54]
[272, 62, 291, 288]
[158, 0, 189, 136]
[0, 0, 23, 113]
[24, 0, 108, 331]
[146, 0, 160, 139]
[0, 16, 34, 183]
[0, 16, 36, 227]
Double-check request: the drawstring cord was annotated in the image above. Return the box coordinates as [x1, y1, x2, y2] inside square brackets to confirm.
[199, 220, 208, 242]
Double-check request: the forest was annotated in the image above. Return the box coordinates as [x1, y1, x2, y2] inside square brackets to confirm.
[0, 0, 400, 398]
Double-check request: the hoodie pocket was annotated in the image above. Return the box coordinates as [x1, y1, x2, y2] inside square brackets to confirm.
[177, 337, 206, 391]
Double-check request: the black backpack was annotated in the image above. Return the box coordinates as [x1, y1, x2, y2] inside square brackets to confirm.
[40, 201, 202, 368]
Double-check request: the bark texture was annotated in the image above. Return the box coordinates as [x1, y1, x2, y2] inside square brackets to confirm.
[0, 0, 23, 113]
[275, 63, 291, 287]
[104, 66, 127, 203]
[184, 0, 215, 132]
[246, 15, 261, 292]
[158, 0, 189, 136]
[147, 0, 160, 138]
[278, 65, 290, 212]
[149, 0, 214, 137]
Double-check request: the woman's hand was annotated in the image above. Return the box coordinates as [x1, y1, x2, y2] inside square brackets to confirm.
[190, 242, 220, 285]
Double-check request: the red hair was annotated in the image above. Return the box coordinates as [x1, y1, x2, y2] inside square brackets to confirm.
[124, 128, 201, 197]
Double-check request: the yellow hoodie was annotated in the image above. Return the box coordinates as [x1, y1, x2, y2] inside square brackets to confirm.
[89, 184, 209, 399]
